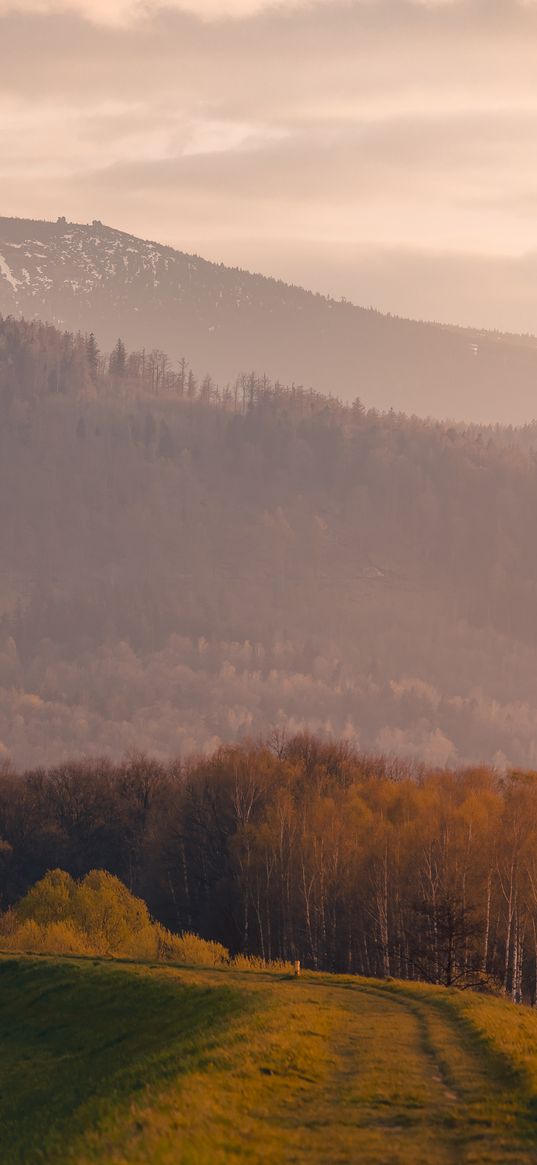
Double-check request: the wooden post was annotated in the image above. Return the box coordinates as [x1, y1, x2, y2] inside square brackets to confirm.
[294, 959, 301, 977]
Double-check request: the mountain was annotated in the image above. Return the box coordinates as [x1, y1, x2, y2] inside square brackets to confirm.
[1, 215, 537, 424]
[3, 313, 537, 769]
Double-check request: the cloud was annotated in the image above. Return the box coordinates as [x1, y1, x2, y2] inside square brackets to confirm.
[2, 0, 537, 330]
[61, 108, 537, 261]
[263, 243, 537, 334]
[0, 0, 536, 28]
[0, 0, 471, 25]
[0, 0, 337, 24]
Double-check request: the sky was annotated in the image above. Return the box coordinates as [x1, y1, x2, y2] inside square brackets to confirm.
[2, 0, 537, 332]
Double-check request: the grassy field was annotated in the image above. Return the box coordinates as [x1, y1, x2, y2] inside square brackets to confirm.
[2, 956, 537, 1164]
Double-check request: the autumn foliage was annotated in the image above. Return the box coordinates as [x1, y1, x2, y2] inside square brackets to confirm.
[1, 738, 537, 998]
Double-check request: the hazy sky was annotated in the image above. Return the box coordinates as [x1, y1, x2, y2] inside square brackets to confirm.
[2, 0, 537, 332]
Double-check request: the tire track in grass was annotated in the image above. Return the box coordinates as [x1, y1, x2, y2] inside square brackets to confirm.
[12, 959, 537, 1165]
[358, 982, 537, 1164]
[334, 985, 461, 1165]
[260, 980, 460, 1165]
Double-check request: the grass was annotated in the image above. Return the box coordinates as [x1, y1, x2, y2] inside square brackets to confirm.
[2, 956, 537, 1164]
[0, 957, 248, 1165]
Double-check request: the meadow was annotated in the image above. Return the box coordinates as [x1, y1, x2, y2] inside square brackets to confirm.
[2, 955, 537, 1164]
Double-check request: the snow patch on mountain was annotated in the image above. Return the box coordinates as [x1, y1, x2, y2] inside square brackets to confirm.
[0, 254, 19, 291]
[3, 214, 537, 424]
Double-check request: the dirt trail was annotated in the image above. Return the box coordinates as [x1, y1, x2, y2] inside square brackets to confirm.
[260, 978, 537, 1165]
[59, 962, 537, 1165]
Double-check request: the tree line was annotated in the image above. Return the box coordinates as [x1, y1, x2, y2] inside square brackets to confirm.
[1, 738, 537, 1000]
[0, 313, 334, 412]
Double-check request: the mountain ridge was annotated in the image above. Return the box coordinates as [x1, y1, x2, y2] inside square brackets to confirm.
[2, 215, 537, 423]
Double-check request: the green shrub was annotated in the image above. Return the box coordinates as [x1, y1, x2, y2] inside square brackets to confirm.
[155, 925, 229, 966]
[2, 919, 92, 955]
[15, 869, 76, 926]
[1, 870, 230, 966]
[231, 953, 293, 972]
[12, 868, 152, 955]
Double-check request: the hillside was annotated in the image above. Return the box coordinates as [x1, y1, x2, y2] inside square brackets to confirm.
[2, 956, 537, 1164]
[4, 315, 537, 768]
[2, 216, 537, 424]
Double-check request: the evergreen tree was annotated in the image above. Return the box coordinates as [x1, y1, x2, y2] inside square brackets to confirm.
[109, 338, 127, 380]
[86, 333, 100, 384]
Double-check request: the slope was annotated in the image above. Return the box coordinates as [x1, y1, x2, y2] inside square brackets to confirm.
[2, 215, 537, 423]
[2, 956, 537, 1165]
[4, 314, 537, 767]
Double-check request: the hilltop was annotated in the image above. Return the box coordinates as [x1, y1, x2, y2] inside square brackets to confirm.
[3, 314, 537, 767]
[2, 955, 537, 1164]
[2, 216, 537, 423]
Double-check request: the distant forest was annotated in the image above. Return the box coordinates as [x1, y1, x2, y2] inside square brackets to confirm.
[4, 217, 537, 423]
[3, 314, 537, 768]
[1, 739, 537, 1000]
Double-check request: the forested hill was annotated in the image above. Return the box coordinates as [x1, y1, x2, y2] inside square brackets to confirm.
[2, 215, 537, 424]
[2, 314, 537, 768]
